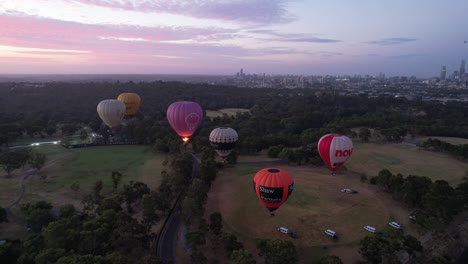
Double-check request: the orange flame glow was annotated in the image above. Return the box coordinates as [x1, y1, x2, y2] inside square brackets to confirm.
[182, 137, 189, 143]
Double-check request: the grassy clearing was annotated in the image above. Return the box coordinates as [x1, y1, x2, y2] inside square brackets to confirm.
[204, 164, 414, 263]
[0, 145, 165, 214]
[28, 145, 164, 195]
[347, 142, 468, 186]
[205, 108, 250, 118]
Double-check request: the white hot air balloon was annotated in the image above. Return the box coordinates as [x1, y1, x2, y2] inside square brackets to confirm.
[97, 99, 126, 129]
[209, 127, 239, 159]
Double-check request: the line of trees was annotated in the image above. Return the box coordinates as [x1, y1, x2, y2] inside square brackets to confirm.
[421, 138, 468, 160]
[0, 149, 46, 177]
[370, 169, 468, 231]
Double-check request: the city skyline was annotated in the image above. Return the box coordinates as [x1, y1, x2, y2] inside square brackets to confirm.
[1, 0, 467, 77]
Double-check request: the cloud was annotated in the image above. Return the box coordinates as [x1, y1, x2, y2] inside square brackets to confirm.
[246, 29, 341, 43]
[318, 52, 343, 57]
[387, 54, 423, 59]
[69, 0, 296, 25]
[367, 37, 418, 45]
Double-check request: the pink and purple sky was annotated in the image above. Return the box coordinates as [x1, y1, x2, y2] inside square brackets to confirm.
[1, 0, 467, 77]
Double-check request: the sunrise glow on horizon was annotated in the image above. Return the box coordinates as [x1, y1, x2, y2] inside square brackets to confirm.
[1, 0, 467, 77]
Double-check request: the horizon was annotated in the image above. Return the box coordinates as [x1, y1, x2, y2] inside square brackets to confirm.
[1, 0, 467, 77]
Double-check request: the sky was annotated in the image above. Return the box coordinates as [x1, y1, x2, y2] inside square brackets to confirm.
[1, 0, 467, 77]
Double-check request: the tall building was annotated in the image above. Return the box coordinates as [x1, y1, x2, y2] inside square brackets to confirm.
[460, 59, 466, 76]
[440, 65, 447, 80]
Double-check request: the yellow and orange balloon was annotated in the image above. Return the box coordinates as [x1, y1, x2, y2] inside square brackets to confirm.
[117, 93, 141, 115]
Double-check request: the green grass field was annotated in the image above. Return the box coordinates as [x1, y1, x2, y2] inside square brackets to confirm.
[0, 145, 165, 210]
[347, 142, 468, 186]
[205, 108, 250, 118]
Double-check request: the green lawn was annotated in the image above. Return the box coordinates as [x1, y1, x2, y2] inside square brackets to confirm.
[347, 142, 468, 186]
[0, 145, 166, 210]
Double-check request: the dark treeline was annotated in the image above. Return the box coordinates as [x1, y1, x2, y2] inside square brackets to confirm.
[371, 169, 468, 231]
[421, 138, 468, 160]
[2, 82, 468, 151]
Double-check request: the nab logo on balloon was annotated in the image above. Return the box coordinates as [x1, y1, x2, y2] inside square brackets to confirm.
[335, 149, 353, 157]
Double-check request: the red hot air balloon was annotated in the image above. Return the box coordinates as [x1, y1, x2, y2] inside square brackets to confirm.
[317, 134, 353, 173]
[166, 101, 203, 143]
[253, 168, 294, 215]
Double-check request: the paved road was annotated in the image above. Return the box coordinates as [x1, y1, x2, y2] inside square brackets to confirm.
[157, 154, 200, 262]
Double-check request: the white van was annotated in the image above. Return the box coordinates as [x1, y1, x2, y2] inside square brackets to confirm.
[364, 225, 376, 233]
[278, 227, 289, 234]
[388, 222, 401, 229]
[341, 188, 353, 193]
[324, 229, 337, 238]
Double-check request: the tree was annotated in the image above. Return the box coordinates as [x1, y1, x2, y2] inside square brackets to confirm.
[222, 233, 243, 255]
[359, 235, 400, 264]
[359, 127, 371, 142]
[0, 240, 22, 264]
[34, 248, 67, 264]
[142, 193, 159, 226]
[59, 204, 76, 219]
[0, 206, 8, 223]
[186, 231, 206, 250]
[70, 183, 80, 199]
[190, 251, 207, 264]
[231, 249, 256, 264]
[0, 151, 24, 177]
[209, 212, 223, 234]
[121, 181, 150, 213]
[29, 152, 47, 171]
[93, 180, 103, 197]
[403, 235, 422, 254]
[20, 204, 53, 233]
[79, 129, 88, 140]
[317, 255, 344, 264]
[256, 239, 298, 264]
[111, 171, 123, 189]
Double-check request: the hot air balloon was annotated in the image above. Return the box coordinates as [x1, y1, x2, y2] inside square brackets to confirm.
[317, 134, 353, 173]
[209, 127, 238, 159]
[166, 101, 203, 143]
[117, 93, 141, 115]
[97, 99, 126, 129]
[253, 168, 294, 215]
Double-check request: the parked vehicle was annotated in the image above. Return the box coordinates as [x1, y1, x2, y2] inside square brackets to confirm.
[388, 221, 401, 229]
[324, 229, 337, 239]
[364, 225, 377, 233]
[278, 227, 289, 234]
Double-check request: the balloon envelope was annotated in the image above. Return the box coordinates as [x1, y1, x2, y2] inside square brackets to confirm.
[166, 101, 203, 141]
[209, 127, 238, 158]
[253, 168, 294, 212]
[97, 99, 126, 128]
[317, 134, 353, 172]
[117, 93, 141, 115]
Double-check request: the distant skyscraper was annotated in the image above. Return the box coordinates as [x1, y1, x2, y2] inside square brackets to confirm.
[240, 68, 244, 76]
[440, 65, 447, 80]
[460, 59, 466, 76]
